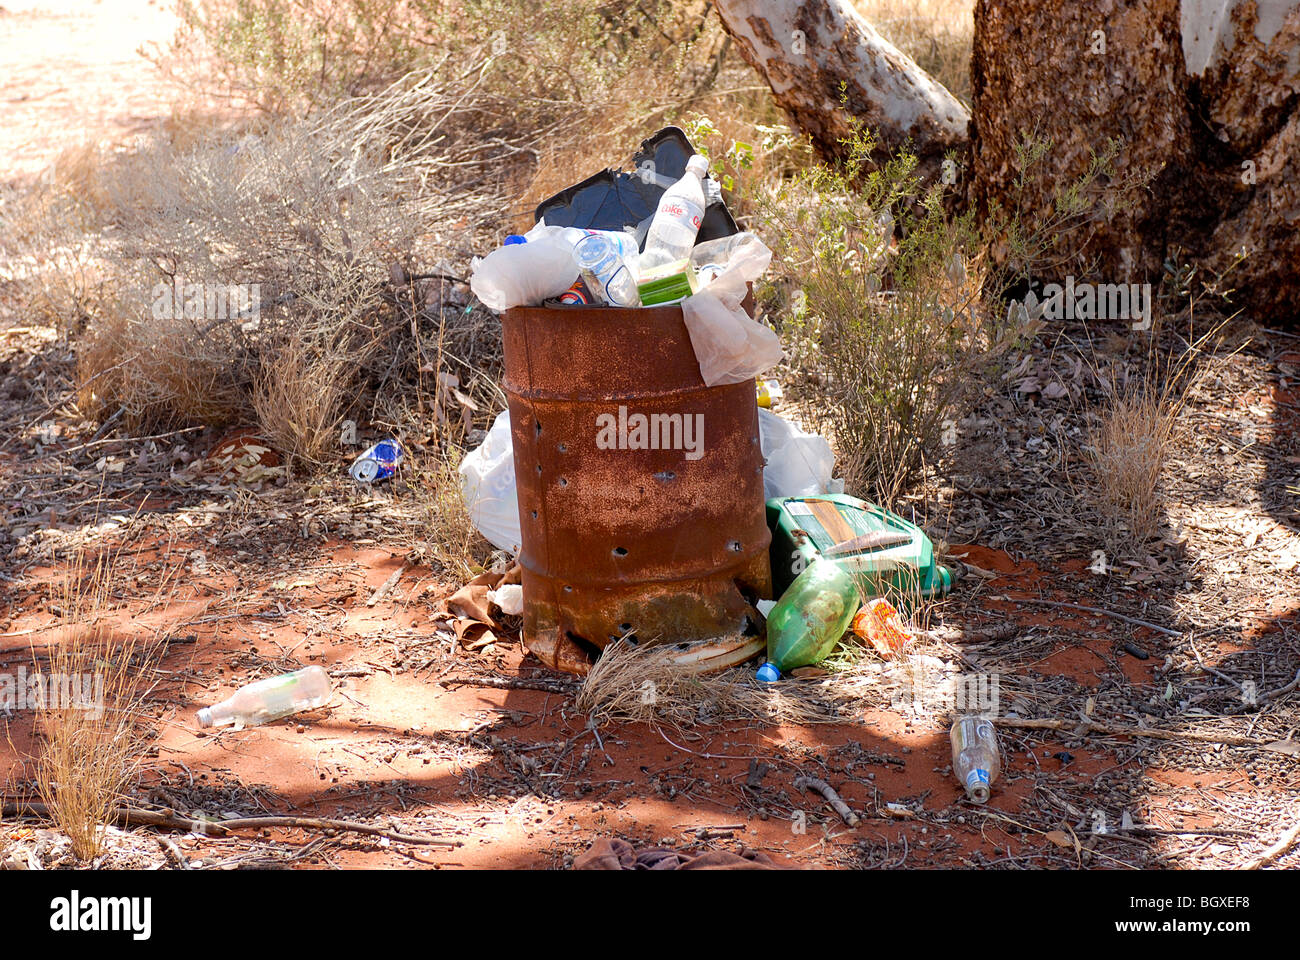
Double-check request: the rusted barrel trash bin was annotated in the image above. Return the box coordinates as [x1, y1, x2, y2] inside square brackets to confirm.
[501, 302, 772, 675]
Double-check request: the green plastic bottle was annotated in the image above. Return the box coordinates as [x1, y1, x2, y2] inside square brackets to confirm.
[757, 557, 862, 682]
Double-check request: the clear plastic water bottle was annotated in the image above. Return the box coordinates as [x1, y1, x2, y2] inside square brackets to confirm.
[560, 227, 639, 262]
[950, 716, 1001, 803]
[573, 234, 640, 306]
[196, 666, 331, 729]
[638, 154, 709, 272]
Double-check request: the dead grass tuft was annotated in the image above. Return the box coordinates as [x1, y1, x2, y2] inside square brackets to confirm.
[1082, 327, 1229, 555]
[31, 548, 166, 862]
[399, 447, 484, 583]
[251, 331, 357, 474]
[1086, 388, 1178, 548]
[576, 639, 839, 729]
[576, 604, 964, 732]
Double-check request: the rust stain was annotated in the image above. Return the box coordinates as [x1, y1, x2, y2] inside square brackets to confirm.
[501, 302, 772, 674]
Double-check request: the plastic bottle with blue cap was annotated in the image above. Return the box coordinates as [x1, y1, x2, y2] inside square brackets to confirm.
[950, 716, 1001, 804]
[756, 556, 861, 682]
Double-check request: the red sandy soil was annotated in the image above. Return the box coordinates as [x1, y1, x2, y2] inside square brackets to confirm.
[4, 525, 1289, 869]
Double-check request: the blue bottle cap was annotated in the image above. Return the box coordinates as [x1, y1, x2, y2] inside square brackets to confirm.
[756, 662, 781, 683]
[503, 234, 527, 245]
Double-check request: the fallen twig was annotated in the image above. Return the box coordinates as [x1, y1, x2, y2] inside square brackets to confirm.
[441, 675, 579, 695]
[156, 836, 191, 869]
[1262, 669, 1300, 704]
[1241, 820, 1300, 870]
[793, 776, 859, 827]
[2, 800, 461, 847]
[998, 717, 1262, 746]
[1017, 599, 1182, 637]
[366, 563, 409, 607]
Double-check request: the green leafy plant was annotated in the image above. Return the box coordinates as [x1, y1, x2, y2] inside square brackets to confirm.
[762, 120, 1005, 502]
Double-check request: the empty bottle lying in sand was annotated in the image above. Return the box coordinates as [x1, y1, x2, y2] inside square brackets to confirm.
[950, 715, 1001, 804]
[196, 666, 331, 730]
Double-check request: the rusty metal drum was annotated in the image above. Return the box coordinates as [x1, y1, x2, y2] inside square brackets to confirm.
[501, 302, 772, 675]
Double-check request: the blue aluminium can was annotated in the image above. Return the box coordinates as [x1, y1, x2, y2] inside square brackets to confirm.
[349, 438, 404, 482]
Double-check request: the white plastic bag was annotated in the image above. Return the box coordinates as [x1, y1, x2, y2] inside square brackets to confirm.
[458, 410, 521, 552]
[680, 234, 783, 386]
[488, 583, 524, 616]
[758, 407, 835, 498]
[469, 227, 579, 312]
[459, 407, 834, 551]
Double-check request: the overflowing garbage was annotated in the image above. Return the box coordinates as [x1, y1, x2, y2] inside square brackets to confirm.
[462, 126, 958, 730]
[470, 127, 780, 389]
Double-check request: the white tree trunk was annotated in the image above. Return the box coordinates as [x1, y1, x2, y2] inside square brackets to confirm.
[713, 0, 969, 175]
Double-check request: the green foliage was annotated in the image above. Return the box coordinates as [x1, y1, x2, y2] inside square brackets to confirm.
[985, 134, 1137, 286]
[763, 119, 1018, 502]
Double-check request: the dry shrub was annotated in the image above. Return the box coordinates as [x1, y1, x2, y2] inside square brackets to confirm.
[55, 71, 507, 436]
[32, 550, 164, 862]
[250, 331, 356, 473]
[12, 1, 763, 450]
[763, 122, 1016, 503]
[1083, 330, 1225, 555]
[77, 307, 247, 428]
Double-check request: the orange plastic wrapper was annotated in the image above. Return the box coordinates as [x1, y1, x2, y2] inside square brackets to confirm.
[851, 598, 913, 659]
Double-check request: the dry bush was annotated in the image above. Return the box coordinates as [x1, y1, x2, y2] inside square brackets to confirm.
[78, 306, 248, 428]
[250, 330, 356, 473]
[52, 71, 508, 438]
[1082, 330, 1225, 556]
[32, 550, 166, 862]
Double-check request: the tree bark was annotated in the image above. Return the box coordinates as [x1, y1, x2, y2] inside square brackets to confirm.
[714, 0, 1300, 324]
[712, 0, 970, 177]
[967, 0, 1299, 323]
[1184, 1, 1300, 322]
